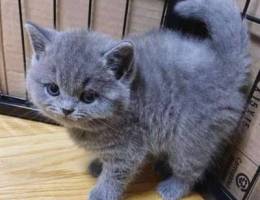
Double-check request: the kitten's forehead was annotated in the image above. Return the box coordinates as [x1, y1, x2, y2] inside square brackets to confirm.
[49, 31, 108, 68]
[43, 30, 115, 94]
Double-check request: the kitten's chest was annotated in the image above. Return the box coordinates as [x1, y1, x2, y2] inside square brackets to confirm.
[138, 101, 180, 150]
[68, 127, 128, 152]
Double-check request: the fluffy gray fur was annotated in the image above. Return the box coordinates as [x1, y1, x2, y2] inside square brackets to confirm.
[26, 0, 250, 199]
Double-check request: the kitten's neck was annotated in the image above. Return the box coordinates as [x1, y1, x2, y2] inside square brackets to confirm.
[129, 63, 146, 113]
[67, 117, 127, 151]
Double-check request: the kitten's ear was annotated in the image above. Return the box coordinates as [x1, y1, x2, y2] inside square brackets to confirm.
[104, 41, 134, 80]
[25, 21, 57, 59]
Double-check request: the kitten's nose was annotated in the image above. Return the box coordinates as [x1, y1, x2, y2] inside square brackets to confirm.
[62, 108, 74, 116]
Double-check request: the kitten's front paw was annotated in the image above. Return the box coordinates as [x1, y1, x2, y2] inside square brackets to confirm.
[88, 186, 121, 200]
[88, 189, 103, 200]
[88, 188, 106, 200]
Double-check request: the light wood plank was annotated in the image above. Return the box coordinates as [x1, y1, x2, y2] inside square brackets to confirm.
[4, 71, 26, 98]
[92, 0, 126, 38]
[236, 0, 247, 10]
[1, 0, 26, 98]
[0, 0, 7, 94]
[56, 0, 89, 30]
[21, 0, 54, 72]
[21, 0, 54, 28]
[127, 0, 164, 35]
[0, 115, 203, 200]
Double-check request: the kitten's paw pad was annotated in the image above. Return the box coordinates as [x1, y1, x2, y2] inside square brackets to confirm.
[174, 0, 204, 17]
[88, 158, 103, 178]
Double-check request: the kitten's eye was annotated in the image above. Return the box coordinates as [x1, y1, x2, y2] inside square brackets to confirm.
[45, 83, 60, 96]
[81, 90, 99, 104]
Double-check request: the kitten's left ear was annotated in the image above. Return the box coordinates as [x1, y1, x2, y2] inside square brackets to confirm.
[25, 21, 57, 59]
[104, 41, 134, 81]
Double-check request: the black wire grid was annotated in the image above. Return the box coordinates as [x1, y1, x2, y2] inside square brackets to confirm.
[242, 0, 260, 24]
[0, 0, 260, 123]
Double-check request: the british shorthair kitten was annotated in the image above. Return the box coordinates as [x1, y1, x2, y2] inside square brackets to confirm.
[26, 0, 250, 199]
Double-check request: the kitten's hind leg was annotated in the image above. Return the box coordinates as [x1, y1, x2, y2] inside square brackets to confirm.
[155, 153, 194, 200]
[157, 136, 207, 199]
[88, 158, 103, 178]
[157, 176, 191, 200]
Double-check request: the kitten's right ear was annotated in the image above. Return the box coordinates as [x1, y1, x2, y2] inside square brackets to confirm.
[25, 21, 57, 59]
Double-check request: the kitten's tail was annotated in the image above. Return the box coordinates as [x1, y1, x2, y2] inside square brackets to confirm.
[174, 0, 249, 61]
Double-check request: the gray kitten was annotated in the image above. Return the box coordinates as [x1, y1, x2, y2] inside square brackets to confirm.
[26, 0, 250, 199]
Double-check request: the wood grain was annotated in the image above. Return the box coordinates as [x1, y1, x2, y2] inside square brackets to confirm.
[21, 0, 54, 72]
[92, 0, 126, 38]
[56, 0, 89, 30]
[0, 0, 26, 98]
[0, 0, 7, 94]
[0, 115, 203, 200]
[127, 0, 164, 35]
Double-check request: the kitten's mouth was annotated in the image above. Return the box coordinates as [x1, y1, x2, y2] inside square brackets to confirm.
[43, 110, 109, 130]
[43, 108, 103, 126]
[42, 109, 79, 122]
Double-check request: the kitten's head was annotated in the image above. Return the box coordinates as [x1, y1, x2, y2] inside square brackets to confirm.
[25, 22, 135, 129]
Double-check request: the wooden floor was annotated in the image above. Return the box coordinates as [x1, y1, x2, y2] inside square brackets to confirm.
[0, 115, 203, 200]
